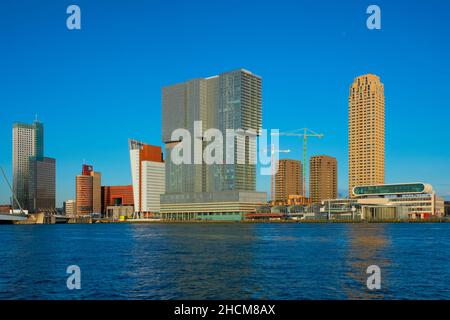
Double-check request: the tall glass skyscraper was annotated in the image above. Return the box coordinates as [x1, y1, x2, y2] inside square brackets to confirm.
[12, 120, 55, 212]
[161, 69, 266, 220]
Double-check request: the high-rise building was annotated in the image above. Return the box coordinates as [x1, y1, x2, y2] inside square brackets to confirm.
[75, 164, 101, 215]
[12, 120, 55, 212]
[101, 185, 134, 214]
[129, 140, 165, 215]
[309, 155, 337, 204]
[274, 159, 302, 201]
[348, 74, 385, 197]
[160, 69, 266, 220]
[29, 156, 56, 212]
[91, 171, 101, 214]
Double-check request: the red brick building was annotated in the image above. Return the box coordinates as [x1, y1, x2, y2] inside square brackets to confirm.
[101, 185, 134, 214]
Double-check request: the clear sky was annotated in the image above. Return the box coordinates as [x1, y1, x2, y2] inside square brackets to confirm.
[1, 0, 450, 206]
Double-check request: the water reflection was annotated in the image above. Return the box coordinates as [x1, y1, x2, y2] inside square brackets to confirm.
[126, 224, 257, 299]
[344, 224, 390, 299]
[1, 223, 450, 299]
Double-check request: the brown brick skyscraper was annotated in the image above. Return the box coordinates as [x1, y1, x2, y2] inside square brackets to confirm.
[309, 155, 337, 204]
[275, 159, 302, 201]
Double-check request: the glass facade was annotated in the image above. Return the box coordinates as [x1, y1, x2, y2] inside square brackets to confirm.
[12, 120, 45, 211]
[28, 157, 56, 213]
[162, 69, 262, 195]
[353, 183, 426, 196]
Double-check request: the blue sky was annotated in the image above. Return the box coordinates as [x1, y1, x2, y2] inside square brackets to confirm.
[1, 0, 449, 206]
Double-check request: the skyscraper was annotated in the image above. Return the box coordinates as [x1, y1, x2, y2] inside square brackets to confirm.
[160, 69, 266, 220]
[274, 159, 302, 201]
[309, 155, 337, 204]
[348, 74, 385, 197]
[129, 139, 165, 215]
[29, 157, 56, 212]
[12, 120, 55, 212]
[76, 164, 101, 215]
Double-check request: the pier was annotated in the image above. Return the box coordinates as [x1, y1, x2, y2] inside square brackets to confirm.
[0, 213, 28, 224]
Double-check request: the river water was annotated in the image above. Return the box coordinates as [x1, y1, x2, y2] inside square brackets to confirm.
[0, 223, 449, 299]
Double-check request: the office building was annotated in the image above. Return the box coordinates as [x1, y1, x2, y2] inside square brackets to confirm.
[160, 69, 266, 220]
[129, 140, 165, 216]
[63, 199, 76, 216]
[348, 74, 385, 197]
[101, 185, 134, 215]
[12, 120, 55, 212]
[75, 164, 101, 216]
[274, 159, 302, 201]
[29, 156, 56, 212]
[309, 155, 337, 204]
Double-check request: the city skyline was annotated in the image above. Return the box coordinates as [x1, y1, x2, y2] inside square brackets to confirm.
[2, 1, 450, 206]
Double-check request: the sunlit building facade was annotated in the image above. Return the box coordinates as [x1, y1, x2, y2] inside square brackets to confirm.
[353, 183, 444, 219]
[309, 155, 337, 204]
[12, 120, 55, 213]
[129, 139, 165, 215]
[274, 159, 302, 201]
[348, 74, 385, 197]
[101, 185, 134, 215]
[160, 69, 266, 220]
[322, 183, 444, 220]
[75, 164, 101, 216]
[63, 199, 76, 216]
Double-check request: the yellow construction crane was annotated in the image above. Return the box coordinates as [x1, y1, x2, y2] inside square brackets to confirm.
[271, 128, 324, 198]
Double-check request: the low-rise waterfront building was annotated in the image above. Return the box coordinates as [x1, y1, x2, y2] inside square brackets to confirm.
[101, 185, 134, 215]
[354, 183, 444, 219]
[160, 191, 267, 221]
[322, 182, 444, 220]
[105, 205, 134, 220]
[270, 194, 311, 207]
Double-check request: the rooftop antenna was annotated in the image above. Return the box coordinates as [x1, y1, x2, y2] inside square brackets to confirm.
[35, 113, 39, 122]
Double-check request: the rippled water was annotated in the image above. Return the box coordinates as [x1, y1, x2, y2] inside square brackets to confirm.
[0, 223, 449, 299]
